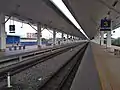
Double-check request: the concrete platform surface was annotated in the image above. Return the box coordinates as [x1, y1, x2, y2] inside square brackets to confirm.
[0, 45, 53, 58]
[92, 43, 120, 90]
[70, 43, 101, 90]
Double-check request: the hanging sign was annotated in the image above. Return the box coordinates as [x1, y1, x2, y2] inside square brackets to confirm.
[100, 18, 111, 31]
[9, 25, 15, 33]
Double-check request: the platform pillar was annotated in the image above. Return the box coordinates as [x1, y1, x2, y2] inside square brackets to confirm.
[61, 32, 64, 41]
[62, 32, 64, 39]
[72, 36, 74, 42]
[94, 32, 100, 44]
[100, 31, 104, 45]
[71, 36, 73, 43]
[67, 34, 69, 43]
[0, 13, 6, 51]
[71, 35, 73, 43]
[98, 32, 100, 44]
[37, 23, 42, 48]
[61, 32, 64, 44]
[106, 31, 111, 47]
[53, 30, 56, 46]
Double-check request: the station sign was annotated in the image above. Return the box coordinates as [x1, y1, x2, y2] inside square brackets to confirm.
[100, 18, 111, 31]
[9, 25, 15, 33]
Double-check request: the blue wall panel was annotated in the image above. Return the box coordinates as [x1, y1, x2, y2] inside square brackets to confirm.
[6, 35, 48, 46]
[6, 35, 20, 44]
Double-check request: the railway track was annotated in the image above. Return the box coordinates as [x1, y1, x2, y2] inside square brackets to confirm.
[0, 43, 81, 68]
[0, 42, 85, 82]
[38, 43, 88, 90]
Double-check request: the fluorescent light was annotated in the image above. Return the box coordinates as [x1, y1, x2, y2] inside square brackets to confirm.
[50, 0, 89, 39]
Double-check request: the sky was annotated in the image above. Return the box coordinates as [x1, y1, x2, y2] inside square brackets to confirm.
[5, 20, 55, 39]
[5, 0, 120, 39]
[111, 28, 120, 38]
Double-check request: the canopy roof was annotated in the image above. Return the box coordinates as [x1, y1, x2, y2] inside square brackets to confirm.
[0, 0, 85, 38]
[63, 0, 120, 39]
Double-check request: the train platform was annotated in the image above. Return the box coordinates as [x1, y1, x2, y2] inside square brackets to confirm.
[0, 40, 86, 58]
[92, 43, 120, 90]
[0, 45, 53, 58]
[70, 42, 120, 90]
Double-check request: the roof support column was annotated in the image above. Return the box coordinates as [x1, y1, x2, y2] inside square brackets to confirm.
[37, 23, 42, 48]
[100, 31, 104, 45]
[71, 35, 73, 43]
[53, 29, 56, 46]
[0, 13, 6, 51]
[71, 36, 73, 43]
[72, 36, 75, 42]
[98, 32, 100, 44]
[74, 36, 77, 42]
[106, 31, 111, 47]
[61, 32, 64, 45]
[67, 34, 69, 44]
[94, 32, 100, 44]
[61, 32, 64, 39]
[72, 36, 74, 42]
